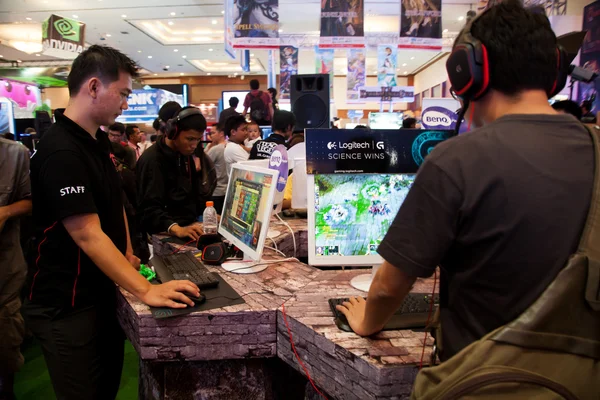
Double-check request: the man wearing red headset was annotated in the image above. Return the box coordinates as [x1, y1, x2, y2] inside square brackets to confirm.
[338, 0, 593, 363]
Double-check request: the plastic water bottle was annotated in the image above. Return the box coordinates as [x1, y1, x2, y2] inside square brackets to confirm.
[203, 201, 218, 234]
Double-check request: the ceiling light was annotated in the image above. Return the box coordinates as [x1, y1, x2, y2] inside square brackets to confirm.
[402, 63, 407, 66]
[250, 53, 254, 57]
[458, 16, 464, 21]
[0, 55, 3, 58]
[170, 12, 176, 16]
[10, 41, 43, 54]
[207, 72, 212, 75]
[410, 57, 415, 60]
[233, 72, 238, 76]
[278, 29, 283, 33]
[148, 55, 152, 58]
[221, 10, 225, 14]
[404, 71, 408, 75]
[443, 29, 449, 33]
[121, 14, 127, 18]
[174, 49, 179, 52]
[138, 50, 142, 53]
[211, 20, 217, 25]
[165, 65, 170, 69]
[168, 21, 174, 26]
[35, 53, 40, 56]
[106, 33, 111, 37]
[208, 48, 213, 52]
[180, 73, 184, 76]
[154, 73, 157, 76]
[16, 60, 22, 63]
[26, 17, 32, 21]
[72, 15, 78, 19]
[182, 55, 187, 58]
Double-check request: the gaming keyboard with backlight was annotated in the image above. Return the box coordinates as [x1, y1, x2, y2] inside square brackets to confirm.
[152, 252, 220, 289]
[329, 293, 439, 332]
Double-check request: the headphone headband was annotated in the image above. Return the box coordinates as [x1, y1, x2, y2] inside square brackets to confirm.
[166, 107, 204, 140]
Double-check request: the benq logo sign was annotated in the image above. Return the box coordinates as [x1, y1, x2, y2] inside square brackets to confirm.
[327, 142, 337, 150]
[421, 107, 456, 129]
[270, 150, 283, 167]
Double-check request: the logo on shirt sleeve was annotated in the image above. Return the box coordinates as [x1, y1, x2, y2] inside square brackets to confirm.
[60, 186, 85, 196]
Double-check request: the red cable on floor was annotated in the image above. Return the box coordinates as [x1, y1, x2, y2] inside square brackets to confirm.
[419, 270, 438, 370]
[171, 239, 197, 255]
[281, 302, 328, 400]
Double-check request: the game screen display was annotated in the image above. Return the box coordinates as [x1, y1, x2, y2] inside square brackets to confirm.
[314, 174, 415, 257]
[221, 169, 274, 251]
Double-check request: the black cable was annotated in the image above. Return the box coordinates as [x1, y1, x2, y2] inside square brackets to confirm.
[206, 290, 293, 302]
[454, 99, 470, 136]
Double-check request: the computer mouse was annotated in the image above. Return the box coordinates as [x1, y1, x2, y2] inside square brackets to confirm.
[175, 293, 206, 307]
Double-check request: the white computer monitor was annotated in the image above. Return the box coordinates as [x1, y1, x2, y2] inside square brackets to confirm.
[218, 163, 279, 274]
[291, 158, 307, 210]
[307, 173, 416, 290]
[222, 91, 248, 114]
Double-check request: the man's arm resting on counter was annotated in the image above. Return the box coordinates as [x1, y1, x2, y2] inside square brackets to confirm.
[63, 213, 199, 308]
[337, 260, 417, 337]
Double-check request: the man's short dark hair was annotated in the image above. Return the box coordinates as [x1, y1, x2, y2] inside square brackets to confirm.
[173, 107, 207, 135]
[150, 134, 158, 143]
[152, 118, 161, 132]
[125, 124, 139, 139]
[249, 79, 260, 90]
[229, 97, 239, 108]
[402, 118, 417, 128]
[224, 115, 247, 137]
[68, 45, 139, 96]
[268, 87, 277, 97]
[552, 100, 583, 120]
[459, 0, 557, 97]
[272, 110, 296, 133]
[108, 122, 125, 134]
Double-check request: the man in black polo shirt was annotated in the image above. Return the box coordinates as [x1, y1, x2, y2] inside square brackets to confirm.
[249, 110, 295, 159]
[337, 3, 594, 364]
[23, 45, 199, 400]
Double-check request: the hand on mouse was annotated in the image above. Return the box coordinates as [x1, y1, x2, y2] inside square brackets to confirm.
[140, 280, 200, 308]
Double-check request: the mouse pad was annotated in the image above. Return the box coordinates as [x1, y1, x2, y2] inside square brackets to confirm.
[150, 273, 246, 319]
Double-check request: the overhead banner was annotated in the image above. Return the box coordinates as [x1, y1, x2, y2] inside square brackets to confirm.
[279, 46, 298, 100]
[347, 48, 366, 101]
[578, 1, 600, 117]
[358, 86, 415, 103]
[232, 0, 279, 49]
[224, 0, 236, 58]
[315, 47, 335, 97]
[305, 128, 454, 174]
[377, 45, 397, 87]
[42, 14, 86, 59]
[319, 0, 365, 48]
[399, 0, 443, 50]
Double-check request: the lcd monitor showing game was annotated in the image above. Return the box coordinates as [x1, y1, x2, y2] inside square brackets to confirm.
[368, 112, 403, 129]
[218, 163, 279, 274]
[222, 91, 249, 114]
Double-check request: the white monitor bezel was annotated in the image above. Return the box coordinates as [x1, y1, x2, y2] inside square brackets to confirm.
[218, 163, 279, 262]
[307, 173, 387, 267]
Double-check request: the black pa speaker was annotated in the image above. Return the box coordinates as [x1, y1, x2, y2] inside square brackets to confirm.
[290, 74, 330, 129]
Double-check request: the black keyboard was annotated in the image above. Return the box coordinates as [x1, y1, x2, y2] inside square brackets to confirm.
[328, 293, 439, 332]
[152, 252, 220, 289]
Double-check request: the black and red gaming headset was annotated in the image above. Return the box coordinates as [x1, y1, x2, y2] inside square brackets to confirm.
[446, 7, 570, 102]
[165, 107, 204, 140]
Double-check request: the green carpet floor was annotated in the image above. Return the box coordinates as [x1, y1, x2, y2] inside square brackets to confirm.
[14, 340, 139, 399]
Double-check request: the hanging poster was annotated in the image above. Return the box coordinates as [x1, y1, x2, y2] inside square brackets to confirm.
[377, 45, 397, 87]
[315, 47, 335, 97]
[347, 48, 366, 101]
[319, 0, 365, 48]
[224, 0, 236, 58]
[358, 86, 415, 103]
[578, 1, 600, 119]
[399, 0, 443, 50]
[232, 0, 280, 49]
[279, 46, 298, 100]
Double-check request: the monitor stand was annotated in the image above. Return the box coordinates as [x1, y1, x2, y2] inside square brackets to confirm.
[350, 264, 382, 292]
[221, 253, 268, 274]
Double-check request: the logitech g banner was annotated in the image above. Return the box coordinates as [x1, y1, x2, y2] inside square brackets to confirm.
[305, 128, 455, 174]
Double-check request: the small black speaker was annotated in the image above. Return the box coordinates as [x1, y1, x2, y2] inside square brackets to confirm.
[290, 74, 330, 129]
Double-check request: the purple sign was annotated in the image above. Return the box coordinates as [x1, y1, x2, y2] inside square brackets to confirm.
[269, 145, 288, 192]
[421, 106, 457, 130]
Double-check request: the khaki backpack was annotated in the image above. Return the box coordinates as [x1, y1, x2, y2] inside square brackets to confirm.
[412, 125, 600, 400]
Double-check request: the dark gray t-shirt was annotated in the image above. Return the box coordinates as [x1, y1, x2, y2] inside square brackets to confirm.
[378, 114, 593, 361]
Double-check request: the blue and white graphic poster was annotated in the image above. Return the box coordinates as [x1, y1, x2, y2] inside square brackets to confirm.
[377, 45, 397, 87]
[232, 0, 280, 49]
[224, 0, 236, 59]
[305, 128, 454, 174]
[347, 48, 366, 101]
[118, 89, 183, 124]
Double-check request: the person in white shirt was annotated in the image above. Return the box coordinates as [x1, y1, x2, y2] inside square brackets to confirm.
[206, 123, 228, 213]
[223, 114, 249, 177]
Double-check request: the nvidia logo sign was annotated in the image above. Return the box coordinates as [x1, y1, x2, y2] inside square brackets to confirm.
[42, 14, 85, 58]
